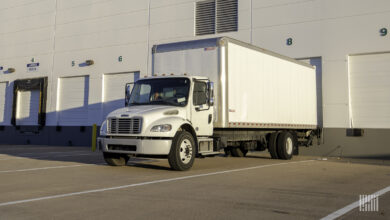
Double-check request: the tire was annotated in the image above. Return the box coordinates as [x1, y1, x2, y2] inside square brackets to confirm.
[268, 132, 279, 159]
[224, 147, 232, 157]
[103, 152, 129, 166]
[168, 131, 196, 171]
[277, 131, 294, 160]
[231, 147, 248, 157]
[292, 132, 299, 155]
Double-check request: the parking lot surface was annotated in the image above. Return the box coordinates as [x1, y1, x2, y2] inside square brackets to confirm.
[0, 145, 389, 220]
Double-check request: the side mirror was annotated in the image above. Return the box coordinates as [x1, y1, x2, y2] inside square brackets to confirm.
[125, 83, 134, 107]
[207, 81, 214, 106]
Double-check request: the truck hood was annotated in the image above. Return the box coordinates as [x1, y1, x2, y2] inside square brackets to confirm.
[106, 105, 188, 136]
[107, 105, 183, 118]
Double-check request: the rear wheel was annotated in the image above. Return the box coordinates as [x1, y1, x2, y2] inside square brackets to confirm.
[224, 147, 232, 157]
[277, 131, 294, 160]
[103, 152, 129, 166]
[268, 132, 279, 159]
[168, 131, 196, 171]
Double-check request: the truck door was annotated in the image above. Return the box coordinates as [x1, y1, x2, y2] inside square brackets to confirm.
[191, 80, 213, 136]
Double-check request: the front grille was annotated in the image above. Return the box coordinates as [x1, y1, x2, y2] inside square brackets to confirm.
[108, 117, 142, 134]
[108, 144, 137, 151]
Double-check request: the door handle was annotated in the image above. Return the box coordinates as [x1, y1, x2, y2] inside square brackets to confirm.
[208, 114, 212, 124]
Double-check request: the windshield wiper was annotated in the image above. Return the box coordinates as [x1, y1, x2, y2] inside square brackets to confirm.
[130, 102, 148, 106]
[150, 100, 179, 106]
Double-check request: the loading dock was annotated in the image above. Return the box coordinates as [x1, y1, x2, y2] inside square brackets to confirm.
[11, 78, 47, 127]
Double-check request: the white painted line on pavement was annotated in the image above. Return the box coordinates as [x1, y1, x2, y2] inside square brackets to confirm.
[0, 150, 89, 159]
[0, 160, 315, 207]
[7, 150, 88, 156]
[0, 163, 105, 174]
[0, 153, 97, 161]
[320, 186, 390, 220]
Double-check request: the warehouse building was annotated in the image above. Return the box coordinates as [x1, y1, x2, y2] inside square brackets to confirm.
[0, 0, 389, 157]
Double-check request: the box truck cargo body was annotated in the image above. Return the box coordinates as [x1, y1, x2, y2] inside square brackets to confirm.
[98, 37, 319, 170]
[153, 37, 317, 129]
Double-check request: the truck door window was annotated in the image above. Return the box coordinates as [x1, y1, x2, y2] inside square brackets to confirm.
[193, 81, 208, 106]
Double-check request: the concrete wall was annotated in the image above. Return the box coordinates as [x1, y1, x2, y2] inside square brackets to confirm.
[0, 0, 390, 155]
[301, 128, 390, 159]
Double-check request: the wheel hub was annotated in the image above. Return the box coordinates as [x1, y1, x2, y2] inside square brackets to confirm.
[286, 137, 293, 155]
[179, 139, 192, 164]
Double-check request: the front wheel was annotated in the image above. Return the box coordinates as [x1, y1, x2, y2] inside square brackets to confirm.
[103, 152, 129, 166]
[168, 131, 196, 171]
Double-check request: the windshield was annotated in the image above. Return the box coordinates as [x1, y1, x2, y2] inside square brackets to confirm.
[128, 78, 190, 107]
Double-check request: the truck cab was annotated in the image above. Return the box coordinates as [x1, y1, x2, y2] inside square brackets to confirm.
[98, 75, 215, 171]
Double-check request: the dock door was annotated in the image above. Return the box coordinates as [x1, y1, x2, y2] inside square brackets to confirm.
[11, 78, 47, 127]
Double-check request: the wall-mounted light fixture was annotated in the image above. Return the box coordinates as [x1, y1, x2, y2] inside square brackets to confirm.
[85, 60, 94, 66]
[7, 68, 15, 73]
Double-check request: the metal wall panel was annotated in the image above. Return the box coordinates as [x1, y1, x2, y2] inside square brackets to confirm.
[0, 0, 389, 131]
[349, 52, 390, 128]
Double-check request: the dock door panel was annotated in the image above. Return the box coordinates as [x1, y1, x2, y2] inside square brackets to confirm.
[16, 90, 40, 125]
[349, 52, 390, 128]
[57, 76, 89, 126]
[102, 72, 139, 119]
[0, 82, 7, 124]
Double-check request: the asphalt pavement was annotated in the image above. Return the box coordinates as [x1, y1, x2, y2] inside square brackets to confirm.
[0, 145, 389, 220]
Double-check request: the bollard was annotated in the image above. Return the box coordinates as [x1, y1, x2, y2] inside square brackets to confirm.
[91, 124, 97, 152]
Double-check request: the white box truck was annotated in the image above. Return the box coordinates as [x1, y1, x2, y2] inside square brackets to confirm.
[97, 37, 320, 170]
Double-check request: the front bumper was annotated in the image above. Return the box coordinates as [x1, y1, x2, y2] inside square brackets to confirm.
[97, 137, 172, 155]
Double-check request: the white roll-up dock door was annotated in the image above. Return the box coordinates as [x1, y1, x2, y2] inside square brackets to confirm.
[349, 52, 390, 128]
[0, 82, 8, 124]
[102, 72, 139, 118]
[58, 76, 89, 126]
[16, 90, 40, 125]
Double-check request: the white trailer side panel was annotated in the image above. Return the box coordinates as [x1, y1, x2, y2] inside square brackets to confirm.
[349, 52, 390, 128]
[227, 42, 317, 128]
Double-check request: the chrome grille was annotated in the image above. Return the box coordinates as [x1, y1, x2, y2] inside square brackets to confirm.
[108, 118, 142, 134]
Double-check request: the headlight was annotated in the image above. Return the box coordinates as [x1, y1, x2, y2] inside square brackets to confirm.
[150, 124, 172, 132]
[100, 120, 107, 134]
